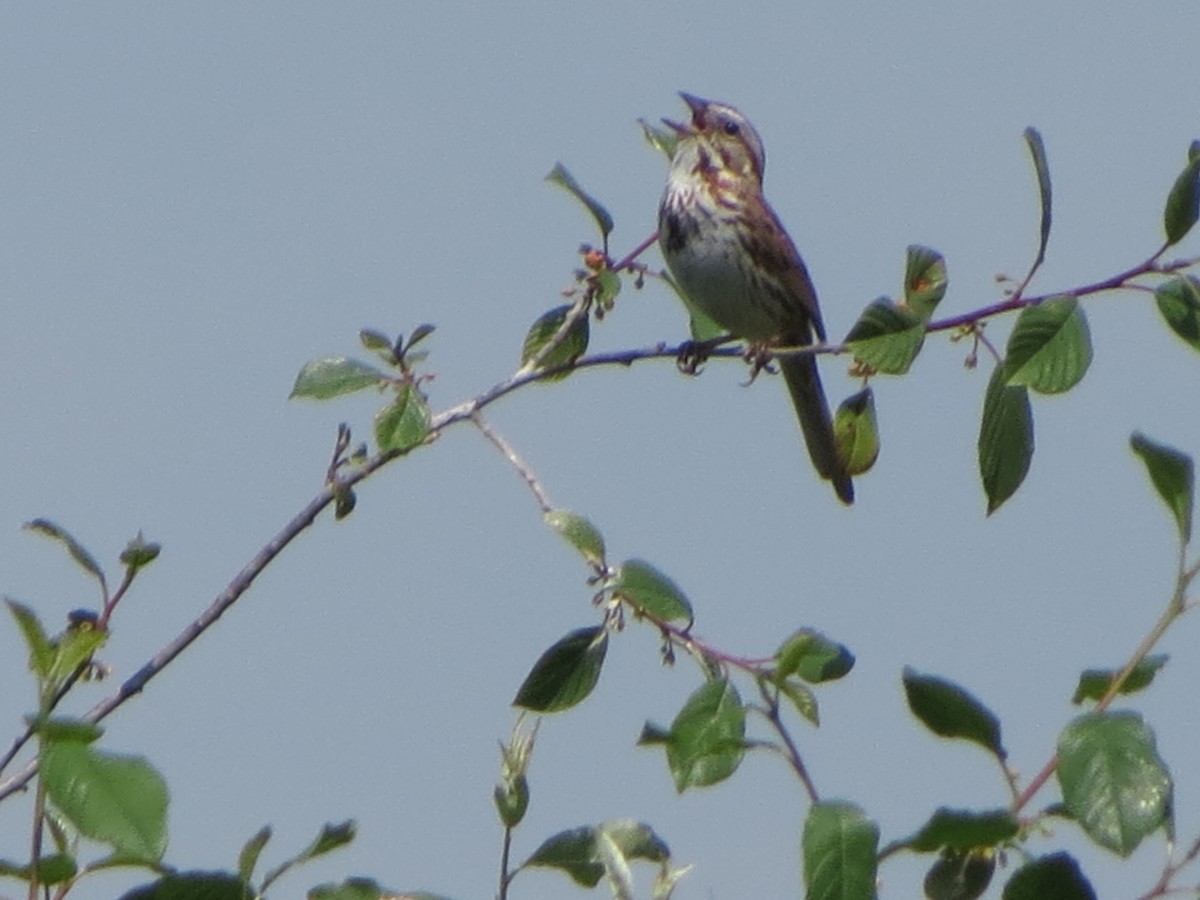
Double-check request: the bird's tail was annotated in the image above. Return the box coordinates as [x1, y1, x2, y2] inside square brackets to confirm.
[780, 355, 854, 505]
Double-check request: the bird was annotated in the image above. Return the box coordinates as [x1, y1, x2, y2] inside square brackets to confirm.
[657, 92, 853, 504]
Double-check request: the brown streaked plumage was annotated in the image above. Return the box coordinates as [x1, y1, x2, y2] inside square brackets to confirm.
[657, 92, 853, 504]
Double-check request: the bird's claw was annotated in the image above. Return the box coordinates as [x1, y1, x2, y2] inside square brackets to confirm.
[676, 335, 732, 374]
[676, 340, 710, 375]
[742, 344, 777, 386]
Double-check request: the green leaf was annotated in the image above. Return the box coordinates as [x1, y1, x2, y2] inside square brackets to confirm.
[596, 830, 633, 900]
[834, 388, 880, 476]
[523, 820, 670, 888]
[237, 825, 271, 884]
[494, 772, 529, 829]
[0, 851, 79, 886]
[119, 533, 161, 572]
[546, 162, 614, 239]
[41, 805, 74, 854]
[924, 848, 995, 900]
[118, 873, 247, 900]
[31, 716, 103, 743]
[775, 677, 820, 726]
[802, 802, 880, 900]
[1163, 140, 1200, 246]
[36, 852, 79, 885]
[308, 879, 389, 900]
[598, 821, 670, 897]
[610, 559, 693, 624]
[0, 859, 26, 879]
[520, 305, 589, 378]
[313, 881, 443, 900]
[359, 328, 393, 354]
[404, 323, 437, 352]
[646, 678, 745, 792]
[1057, 713, 1173, 857]
[640, 119, 679, 160]
[1023, 127, 1052, 271]
[600, 819, 671, 863]
[1131, 432, 1194, 543]
[902, 668, 1006, 759]
[6, 599, 55, 678]
[48, 627, 107, 685]
[334, 486, 356, 520]
[1154, 275, 1200, 352]
[373, 383, 430, 454]
[260, 820, 357, 894]
[843, 297, 926, 374]
[543, 509, 606, 568]
[651, 862, 690, 900]
[301, 820, 356, 861]
[495, 721, 537, 821]
[978, 364, 1034, 515]
[290, 358, 385, 400]
[24, 519, 106, 589]
[1002, 853, 1096, 900]
[1073, 654, 1169, 705]
[41, 740, 168, 861]
[906, 808, 1019, 853]
[1003, 297, 1092, 394]
[904, 245, 948, 320]
[593, 267, 621, 314]
[774, 629, 854, 684]
[513, 626, 607, 713]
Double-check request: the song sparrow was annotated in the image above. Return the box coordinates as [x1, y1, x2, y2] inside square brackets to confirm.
[657, 93, 854, 504]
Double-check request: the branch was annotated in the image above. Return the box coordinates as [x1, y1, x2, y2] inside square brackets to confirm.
[473, 413, 554, 515]
[2, 232, 1195, 806]
[1012, 562, 1197, 816]
[1138, 828, 1200, 899]
[926, 252, 1198, 335]
[0, 487, 336, 800]
[755, 682, 820, 805]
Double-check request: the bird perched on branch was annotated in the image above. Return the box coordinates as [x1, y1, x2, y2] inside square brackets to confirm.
[658, 92, 853, 504]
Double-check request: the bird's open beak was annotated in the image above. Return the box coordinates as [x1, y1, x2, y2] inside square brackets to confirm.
[678, 91, 710, 126]
[663, 92, 709, 135]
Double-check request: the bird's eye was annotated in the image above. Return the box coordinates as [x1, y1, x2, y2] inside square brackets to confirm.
[722, 120, 740, 135]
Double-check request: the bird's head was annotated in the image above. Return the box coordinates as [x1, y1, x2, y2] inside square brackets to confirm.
[663, 92, 766, 184]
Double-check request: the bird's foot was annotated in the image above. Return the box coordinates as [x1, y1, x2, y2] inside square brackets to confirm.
[741, 344, 777, 386]
[676, 338, 714, 374]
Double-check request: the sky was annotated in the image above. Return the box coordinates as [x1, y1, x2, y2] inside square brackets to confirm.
[2, 3, 1200, 898]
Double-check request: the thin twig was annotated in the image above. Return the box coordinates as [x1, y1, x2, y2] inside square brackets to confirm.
[472, 414, 554, 514]
[927, 252, 1198, 335]
[610, 231, 658, 274]
[1138, 830, 1200, 900]
[98, 566, 137, 630]
[0, 487, 337, 800]
[975, 327, 1003, 365]
[498, 826, 513, 900]
[756, 682, 820, 805]
[27, 776, 44, 900]
[1012, 574, 1195, 816]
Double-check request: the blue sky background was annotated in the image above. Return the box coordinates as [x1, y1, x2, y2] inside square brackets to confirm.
[3, 3, 1200, 898]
